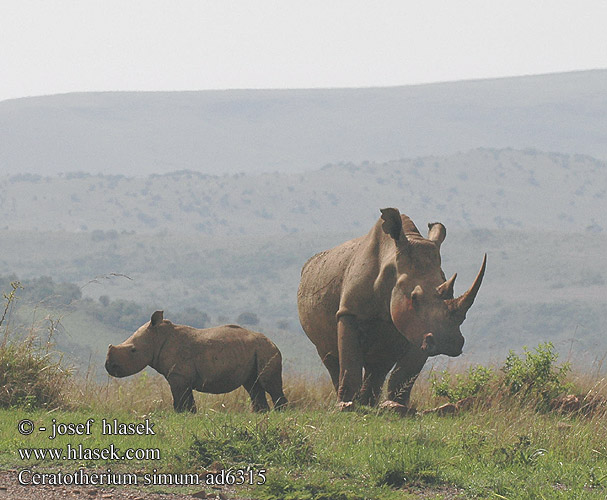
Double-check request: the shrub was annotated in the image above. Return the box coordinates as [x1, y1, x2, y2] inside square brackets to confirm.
[502, 342, 572, 407]
[431, 365, 496, 403]
[237, 312, 260, 326]
[0, 282, 71, 409]
[431, 342, 572, 411]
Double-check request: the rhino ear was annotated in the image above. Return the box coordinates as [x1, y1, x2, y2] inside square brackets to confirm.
[151, 310, 164, 327]
[427, 222, 446, 248]
[380, 208, 403, 242]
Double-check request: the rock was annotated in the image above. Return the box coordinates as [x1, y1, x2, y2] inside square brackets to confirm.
[379, 400, 417, 416]
[550, 394, 581, 412]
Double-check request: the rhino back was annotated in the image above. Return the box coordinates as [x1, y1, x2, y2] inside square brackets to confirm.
[156, 324, 263, 393]
[297, 239, 358, 348]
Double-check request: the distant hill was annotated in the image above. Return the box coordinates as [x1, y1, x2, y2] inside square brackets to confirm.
[1, 147, 605, 372]
[1, 70, 607, 176]
[1, 148, 605, 235]
[1, 225, 605, 374]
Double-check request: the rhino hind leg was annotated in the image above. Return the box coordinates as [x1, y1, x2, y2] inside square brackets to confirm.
[270, 392, 288, 410]
[256, 354, 288, 410]
[260, 375, 288, 410]
[244, 378, 270, 412]
[319, 352, 340, 392]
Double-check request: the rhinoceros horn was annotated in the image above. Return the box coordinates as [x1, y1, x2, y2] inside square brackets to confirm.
[427, 222, 446, 248]
[454, 254, 487, 312]
[436, 273, 457, 299]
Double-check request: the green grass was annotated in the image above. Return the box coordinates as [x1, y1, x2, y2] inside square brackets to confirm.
[2, 284, 607, 499]
[2, 395, 607, 499]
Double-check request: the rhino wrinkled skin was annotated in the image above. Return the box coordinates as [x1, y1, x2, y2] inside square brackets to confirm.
[297, 208, 486, 408]
[105, 311, 288, 412]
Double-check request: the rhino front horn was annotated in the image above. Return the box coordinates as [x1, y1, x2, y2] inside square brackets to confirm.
[456, 254, 487, 312]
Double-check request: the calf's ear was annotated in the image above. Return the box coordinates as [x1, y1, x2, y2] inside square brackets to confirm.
[151, 310, 164, 326]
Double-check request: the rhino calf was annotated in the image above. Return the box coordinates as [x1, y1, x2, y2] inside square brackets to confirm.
[105, 311, 288, 412]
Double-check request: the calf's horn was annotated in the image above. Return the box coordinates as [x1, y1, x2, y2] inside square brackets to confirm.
[456, 254, 487, 312]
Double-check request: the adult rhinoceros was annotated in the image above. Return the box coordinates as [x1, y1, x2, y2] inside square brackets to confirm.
[297, 208, 486, 409]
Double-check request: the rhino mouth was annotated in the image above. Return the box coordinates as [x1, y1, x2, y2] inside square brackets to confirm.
[421, 332, 464, 357]
[421, 332, 437, 355]
[105, 360, 125, 377]
[442, 345, 464, 357]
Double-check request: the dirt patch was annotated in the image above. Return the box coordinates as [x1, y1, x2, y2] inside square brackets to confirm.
[404, 484, 468, 499]
[0, 470, 246, 500]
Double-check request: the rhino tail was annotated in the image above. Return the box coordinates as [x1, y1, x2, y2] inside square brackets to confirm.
[255, 345, 287, 409]
[256, 344, 283, 381]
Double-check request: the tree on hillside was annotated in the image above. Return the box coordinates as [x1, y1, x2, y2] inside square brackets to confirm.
[237, 312, 259, 326]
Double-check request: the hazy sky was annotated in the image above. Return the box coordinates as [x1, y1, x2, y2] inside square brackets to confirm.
[2, 1, 607, 102]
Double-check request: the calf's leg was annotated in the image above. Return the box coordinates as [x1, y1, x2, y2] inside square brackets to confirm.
[168, 376, 196, 413]
[257, 353, 288, 410]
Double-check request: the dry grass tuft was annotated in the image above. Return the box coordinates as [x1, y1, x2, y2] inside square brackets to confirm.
[0, 327, 71, 410]
[71, 371, 336, 414]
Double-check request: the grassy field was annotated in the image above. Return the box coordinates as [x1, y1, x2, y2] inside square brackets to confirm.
[2, 286, 607, 499]
[1, 365, 607, 499]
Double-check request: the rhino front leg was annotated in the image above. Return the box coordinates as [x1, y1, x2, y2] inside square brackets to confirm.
[359, 363, 393, 406]
[386, 348, 428, 407]
[168, 376, 196, 413]
[319, 352, 340, 392]
[336, 315, 364, 405]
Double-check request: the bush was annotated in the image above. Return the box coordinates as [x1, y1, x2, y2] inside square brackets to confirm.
[431, 342, 572, 411]
[237, 312, 260, 326]
[431, 365, 496, 403]
[0, 274, 81, 308]
[0, 283, 71, 409]
[502, 342, 572, 406]
[173, 307, 209, 329]
[0, 333, 71, 409]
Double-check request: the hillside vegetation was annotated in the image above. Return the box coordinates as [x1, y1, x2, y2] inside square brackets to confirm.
[1, 148, 604, 234]
[2, 219, 606, 377]
[2, 70, 607, 176]
[0, 148, 605, 374]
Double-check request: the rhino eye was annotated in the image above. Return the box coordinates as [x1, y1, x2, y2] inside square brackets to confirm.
[130, 347, 137, 353]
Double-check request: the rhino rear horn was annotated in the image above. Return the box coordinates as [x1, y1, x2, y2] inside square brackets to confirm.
[456, 254, 487, 312]
[437, 273, 457, 299]
[151, 310, 164, 326]
[427, 222, 446, 248]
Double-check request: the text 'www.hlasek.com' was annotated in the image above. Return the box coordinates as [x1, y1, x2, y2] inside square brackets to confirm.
[16, 417, 267, 487]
